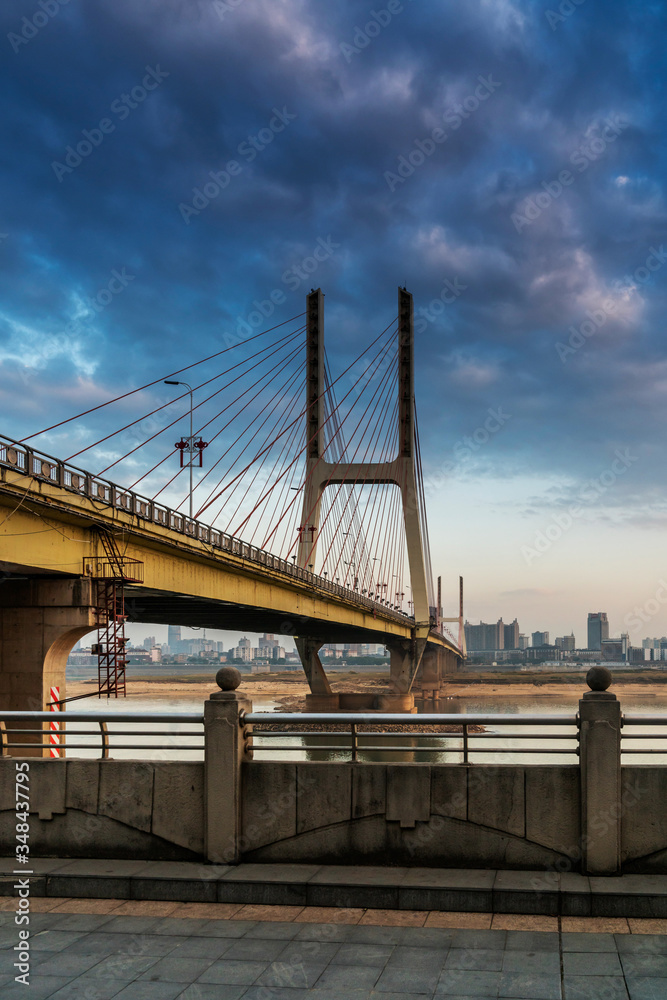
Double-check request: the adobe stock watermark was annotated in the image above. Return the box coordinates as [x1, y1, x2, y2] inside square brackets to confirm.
[51, 66, 170, 182]
[8, 0, 70, 54]
[530, 773, 648, 890]
[19, 266, 135, 385]
[14, 761, 31, 985]
[179, 107, 297, 224]
[220, 236, 340, 349]
[339, 0, 414, 63]
[624, 580, 667, 634]
[545, 0, 587, 31]
[425, 406, 511, 495]
[556, 245, 667, 362]
[415, 276, 468, 332]
[213, 0, 244, 20]
[384, 74, 501, 192]
[521, 448, 637, 565]
[119, 397, 183, 453]
[511, 116, 628, 232]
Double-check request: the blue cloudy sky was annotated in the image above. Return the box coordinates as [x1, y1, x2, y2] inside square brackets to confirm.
[2, 0, 667, 646]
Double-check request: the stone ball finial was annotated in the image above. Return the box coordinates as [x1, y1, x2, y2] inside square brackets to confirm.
[215, 666, 242, 691]
[586, 666, 612, 691]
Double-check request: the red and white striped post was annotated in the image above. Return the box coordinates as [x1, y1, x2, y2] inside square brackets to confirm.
[49, 686, 60, 758]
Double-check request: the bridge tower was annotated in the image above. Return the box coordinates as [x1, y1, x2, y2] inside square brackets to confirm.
[296, 288, 433, 709]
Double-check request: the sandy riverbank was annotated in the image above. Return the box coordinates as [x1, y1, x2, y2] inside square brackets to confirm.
[65, 671, 666, 709]
[65, 672, 386, 709]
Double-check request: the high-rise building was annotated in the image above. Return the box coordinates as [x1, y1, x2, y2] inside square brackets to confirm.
[258, 633, 279, 653]
[587, 612, 609, 650]
[503, 619, 520, 650]
[167, 626, 182, 650]
[464, 620, 505, 651]
[143, 636, 156, 650]
[561, 633, 576, 652]
[532, 631, 549, 646]
[601, 635, 627, 662]
[518, 634, 530, 649]
[233, 637, 252, 662]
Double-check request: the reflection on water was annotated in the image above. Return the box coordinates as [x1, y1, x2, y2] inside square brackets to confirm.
[49, 690, 667, 764]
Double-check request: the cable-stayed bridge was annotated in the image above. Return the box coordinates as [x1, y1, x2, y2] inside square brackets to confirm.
[0, 288, 463, 733]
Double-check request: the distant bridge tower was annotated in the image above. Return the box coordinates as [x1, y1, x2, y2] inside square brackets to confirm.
[296, 288, 433, 704]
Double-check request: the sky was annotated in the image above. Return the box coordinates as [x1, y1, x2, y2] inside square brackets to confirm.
[2, 0, 667, 648]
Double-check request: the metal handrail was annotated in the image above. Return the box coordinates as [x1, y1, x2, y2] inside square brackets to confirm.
[246, 711, 579, 763]
[0, 710, 205, 759]
[620, 715, 667, 756]
[622, 714, 667, 724]
[0, 711, 204, 722]
[244, 712, 576, 725]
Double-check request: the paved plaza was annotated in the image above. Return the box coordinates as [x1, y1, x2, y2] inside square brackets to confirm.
[1, 899, 667, 1000]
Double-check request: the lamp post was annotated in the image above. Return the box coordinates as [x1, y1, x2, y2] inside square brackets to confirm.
[164, 380, 194, 520]
[344, 560, 359, 589]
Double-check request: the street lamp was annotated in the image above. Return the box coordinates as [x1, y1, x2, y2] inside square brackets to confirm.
[164, 380, 194, 520]
[344, 560, 359, 589]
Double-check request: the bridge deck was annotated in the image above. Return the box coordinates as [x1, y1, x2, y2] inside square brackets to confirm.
[0, 453, 458, 651]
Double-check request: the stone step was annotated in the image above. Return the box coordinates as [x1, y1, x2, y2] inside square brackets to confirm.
[2, 859, 667, 917]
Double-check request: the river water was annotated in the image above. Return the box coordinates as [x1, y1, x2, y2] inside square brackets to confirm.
[53, 687, 667, 765]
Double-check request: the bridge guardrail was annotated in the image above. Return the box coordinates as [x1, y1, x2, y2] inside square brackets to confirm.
[243, 711, 580, 763]
[621, 714, 667, 756]
[0, 436, 433, 634]
[0, 711, 204, 759]
[3, 708, 666, 764]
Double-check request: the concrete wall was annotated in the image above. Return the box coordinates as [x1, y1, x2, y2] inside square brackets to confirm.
[621, 767, 667, 873]
[0, 759, 205, 859]
[4, 755, 667, 873]
[240, 762, 582, 870]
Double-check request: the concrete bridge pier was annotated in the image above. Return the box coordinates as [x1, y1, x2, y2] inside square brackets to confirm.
[417, 644, 461, 706]
[298, 637, 341, 711]
[418, 643, 442, 703]
[382, 637, 428, 712]
[0, 578, 96, 755]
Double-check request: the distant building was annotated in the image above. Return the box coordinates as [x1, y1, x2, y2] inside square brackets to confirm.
[524, 644, 561, 661]
[601, 636, 627, 662]
[143, 636, 156, 650]
[532, 631, 549, 647]
[562, 649, 600, 662]
[167, 626, 181, 651]
[233, 637, 252, 662]
[525, 644, 561, 662]
[503, 619, 520, 650]
[588, 612, 609, 650]
[464, 619, 505, 651]
[518, 634, 530, 649]
[258, 633, 279, 654]
[150, 645, 162, 663]
[642, 637, 667, 651]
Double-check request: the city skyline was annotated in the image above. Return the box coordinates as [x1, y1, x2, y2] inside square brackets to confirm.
[123, 624, 298, 653]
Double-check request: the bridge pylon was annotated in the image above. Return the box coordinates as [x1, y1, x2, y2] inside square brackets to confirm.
[296, 287, 433, 707]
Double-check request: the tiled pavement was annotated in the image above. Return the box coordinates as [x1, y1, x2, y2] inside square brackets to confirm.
[2, 899, 667, 999]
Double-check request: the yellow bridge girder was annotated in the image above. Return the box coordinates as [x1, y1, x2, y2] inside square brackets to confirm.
[0, 470, 458, 653]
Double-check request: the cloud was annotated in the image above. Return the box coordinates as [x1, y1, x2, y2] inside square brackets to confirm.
[1, 0, 666, 570]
